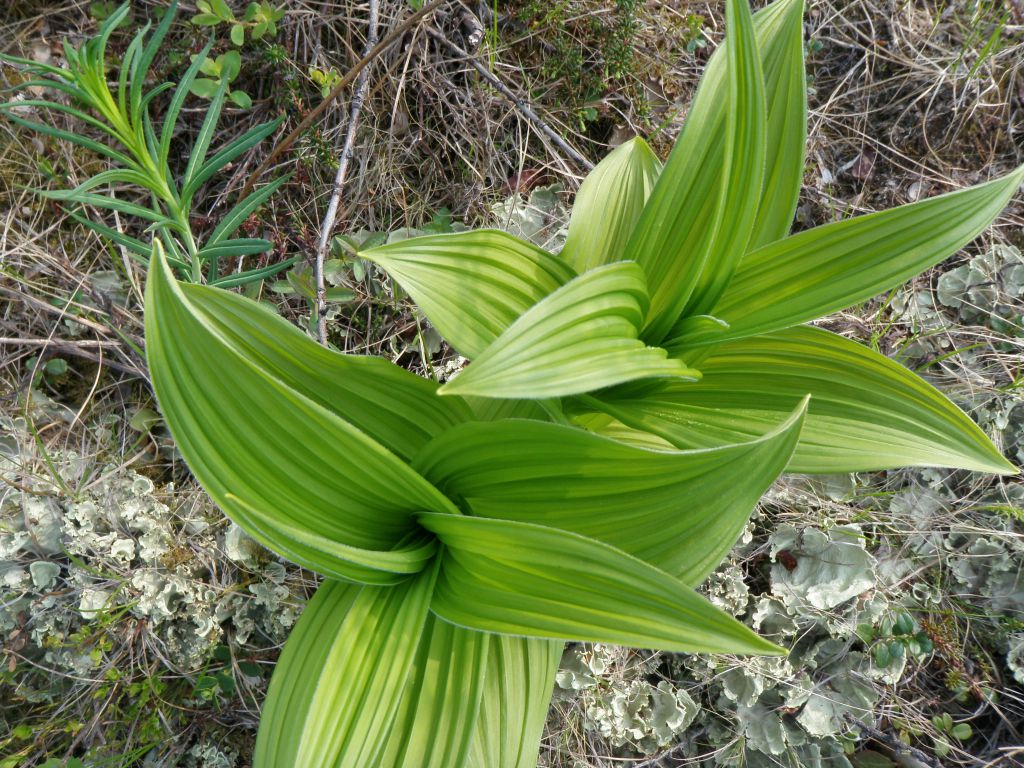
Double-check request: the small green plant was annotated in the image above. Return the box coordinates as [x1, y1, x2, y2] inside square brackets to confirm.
[190, 49, 252, 109]
[191, 0, 285, 47]
[0, 1, 292, 287]
[931, 711, 973, 757]
[308, 66, 342, 99]
[141, 0, 1023, 765]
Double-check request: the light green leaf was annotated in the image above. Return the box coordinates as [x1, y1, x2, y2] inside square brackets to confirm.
[419, 513, 784, 655]
[560, 138, 662, 273]
[361, 230, 576, 358]
[254, 569, 436, 768]
[677, 164, 1024, 347]
[415, 400, 805, 582]
[145, 243, 460, 583]
[438, 262, 699, 399]
[682, 0, 766, 317]
[181, 278, 471, 457]
[378, 617, 489, 768]
[747, 0, 806, 250]
[624, 0, 792, 341]
[601, 325, 1015, 474]
[231, 22, 245, 45]
[466, 636, 562, 768]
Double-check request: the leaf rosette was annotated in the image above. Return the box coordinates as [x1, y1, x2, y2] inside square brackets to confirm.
[142, 0, 1022, 764]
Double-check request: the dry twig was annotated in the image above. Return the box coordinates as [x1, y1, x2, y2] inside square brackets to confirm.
[315, 0, 381, 343]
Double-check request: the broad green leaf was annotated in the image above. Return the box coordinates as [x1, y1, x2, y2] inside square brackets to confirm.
[682, 0, 766, 317]
[438, 262, 699, 399]
[181, 279, 471, 458]
[625, 0, 795, 341]
[361, 230, 576, 358]
[145, 243, 459, 583]
[747, 0, 806, 249]
[255, 568, 436, 768]
[415, 401, 805, 582]
[560, 138, 662, 273]
[675, 164, 1024, 347]
[602, 325, 1015, 474]
[419, 513, 784, 655]
[466, 636, 562, 768]
[378, 617, 489, 768]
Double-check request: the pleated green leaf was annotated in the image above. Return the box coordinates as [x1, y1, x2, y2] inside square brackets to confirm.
[560, 138, 662, 273]
[625, 0, 795, 341]
[438, 262, 699, 399]
[361, 230, 576, 358]
[466, 636, 562, 768]
[675, 164, 1024, 347]
[254, 568, 437, 768]
[746, 0, 806, 249]
[600, 325, 1014, 474]
[682, 0, 766, 318]
[182, 280, 472, 460]
[378, 617, 489, 768]
[419, 513, 784, 655]
[415, 402, 805, 582]
[145, 243, 459, 584]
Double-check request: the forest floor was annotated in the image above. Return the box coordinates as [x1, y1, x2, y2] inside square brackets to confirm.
[1, 0, 1024, 766]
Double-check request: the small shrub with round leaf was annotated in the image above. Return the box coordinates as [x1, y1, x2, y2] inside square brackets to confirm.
[136, 0, 1024, 764]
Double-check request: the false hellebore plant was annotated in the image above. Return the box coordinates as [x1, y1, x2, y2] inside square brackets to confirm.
[143, 0, 1023, 765]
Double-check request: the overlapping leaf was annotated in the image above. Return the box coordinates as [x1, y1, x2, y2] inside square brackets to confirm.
[598, 325, 1014, 474]
[419, 513, 783, 655]
[438, 262, 699, 399]
[624, 0, 800, 341]
[415, 403, 805, 582]
[560, 138, 662, 273]
[145, 243, 459, 583]
[254, 569, 436, 768]
[672, 164, 1024, 347]
[466, 636, 562, 768]
[361, 230, 576, 358]
[378, 618, 489, 768]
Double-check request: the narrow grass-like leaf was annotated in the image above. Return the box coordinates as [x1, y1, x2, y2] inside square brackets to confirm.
[38, 190, 176, 227]
[378, 617, 489, 768]
[604, 325, 1015, 474]
[181, 115, 284, 205]
[466, 636, 562, 768]
[145, 243, 460, 582]
[415, 401, 805, 582]
[68, 211, 162, 262]
[158, 40, 213, 171]
[439, 262, 699, 399]
[131, 0, 176, 125]
[206, 256, 298, 288]
[206, 174, 288, 246]
[1, 110, 139, 170]
[254, 567, 437, 768]
[677, 164, 1024, 346]
[560, 138, 662, 273]
[182, 77, 228, 191]
[2, 98, 127, 145]
[361, 230, 577, 358]
[420, 513, 784, 655]
[196, 237, 272, 261]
